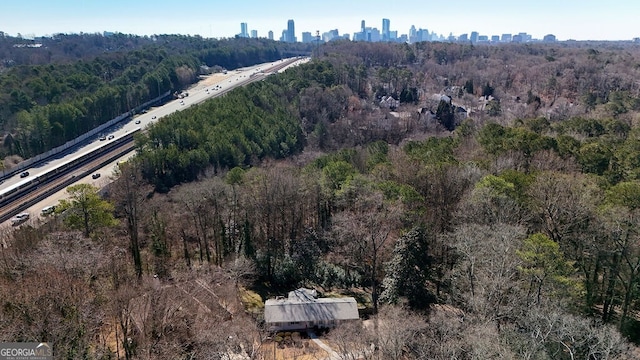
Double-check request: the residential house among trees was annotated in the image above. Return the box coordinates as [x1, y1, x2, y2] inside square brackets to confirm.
[264, 288, 359, 331]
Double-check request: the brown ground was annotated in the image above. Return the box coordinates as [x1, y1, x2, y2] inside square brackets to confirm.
[190, 72, 234, 91]
[259, 339, 329, 360]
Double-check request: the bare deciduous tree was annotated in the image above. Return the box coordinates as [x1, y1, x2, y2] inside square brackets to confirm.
[448, 223, 527, 323]
[332, 190, 402, 314]
[109, 160, 152, 278]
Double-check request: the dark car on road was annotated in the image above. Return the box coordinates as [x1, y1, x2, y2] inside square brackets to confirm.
[20, 171, 29, 178]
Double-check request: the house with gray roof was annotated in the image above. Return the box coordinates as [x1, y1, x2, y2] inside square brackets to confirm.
[264, 288, 359, 331]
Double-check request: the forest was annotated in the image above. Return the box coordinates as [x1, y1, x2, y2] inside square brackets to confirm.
[0, 33, 311, 159]
[2, 36, 640, 359]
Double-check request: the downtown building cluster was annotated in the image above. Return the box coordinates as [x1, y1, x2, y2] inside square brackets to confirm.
[237, 18, 557, 44]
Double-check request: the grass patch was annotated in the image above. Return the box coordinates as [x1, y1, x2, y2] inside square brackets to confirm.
[240, 287, 264, 317]
[341, 288, 372, 310]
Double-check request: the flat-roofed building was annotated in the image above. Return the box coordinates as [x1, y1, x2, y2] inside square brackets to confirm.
[264, 288, 359, 332]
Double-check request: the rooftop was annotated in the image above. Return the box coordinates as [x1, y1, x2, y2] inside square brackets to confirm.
[264, 288, 359, 324]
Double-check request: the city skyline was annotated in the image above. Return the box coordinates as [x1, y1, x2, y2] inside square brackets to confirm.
[1, 0, 639, 42]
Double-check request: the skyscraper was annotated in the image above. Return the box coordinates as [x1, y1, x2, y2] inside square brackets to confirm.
[287, 19, 297, 43]
[251, 30, 258, 38]
[382, 18, 390, 41]
[369, 28, 381, 42]
[353, 20, 366, 41]
[240, 22, 248, 38]
[302, 32, 313, 43]
[470, 31, 479, 43]
[268, 31, 274, 41]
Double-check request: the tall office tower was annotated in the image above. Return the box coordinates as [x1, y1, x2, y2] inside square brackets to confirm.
[302, 31, 313, 43]
[519, 32, 531, 41]
[251, 30, 258, 38]
[322, 29, 339, 42]
[268, 30, 274, 41]
[417, 28, 429, 42]
[409, 25, 417, 43]
[369, 28, 381, 42]
[353, 20, 366, 41]
[470, 31, 479, 43]
[382, 18, 390, 41]
[287, 19, 297, 43]
[240, 22, 248, 38]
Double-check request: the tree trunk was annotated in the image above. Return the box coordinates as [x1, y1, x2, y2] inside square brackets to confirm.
[83, 208, 90, 237]
[602, 252, 620, 323]
[618, 260, 640, 331]
[129, 213, 142, 278]
[182, 230, 191, 268]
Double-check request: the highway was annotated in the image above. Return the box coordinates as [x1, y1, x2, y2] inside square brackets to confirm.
[1, 57, 309, 229]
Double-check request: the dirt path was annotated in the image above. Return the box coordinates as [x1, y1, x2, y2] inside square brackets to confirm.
[307, 331, 341, 360]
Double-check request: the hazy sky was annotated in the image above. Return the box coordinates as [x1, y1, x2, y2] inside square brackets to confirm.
[1, 0, 638, 41]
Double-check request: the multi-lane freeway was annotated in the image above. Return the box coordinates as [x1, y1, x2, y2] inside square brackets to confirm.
[1, 57, 309, 228]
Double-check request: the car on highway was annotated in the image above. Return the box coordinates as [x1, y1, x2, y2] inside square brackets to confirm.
[107, 135, 114, 140]
[41, 205, 56, 216]
[99, 136, 106, 141]
[11, 212, 30, 226]
[20, 171, 29, 178]
[135, 119, 141, 124]
[152, 116, 156, 119]
[92, 173, 101, 179]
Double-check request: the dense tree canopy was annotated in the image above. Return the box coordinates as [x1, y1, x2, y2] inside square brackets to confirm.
[3, 38, 640, 358]
[0, 34, 312, 160]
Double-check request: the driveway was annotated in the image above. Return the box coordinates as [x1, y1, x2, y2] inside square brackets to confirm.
[307, 331, 341, 360]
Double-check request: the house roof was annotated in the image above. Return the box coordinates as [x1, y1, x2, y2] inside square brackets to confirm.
[264, 296, 359, 324]
[288, 288, 317, 301]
